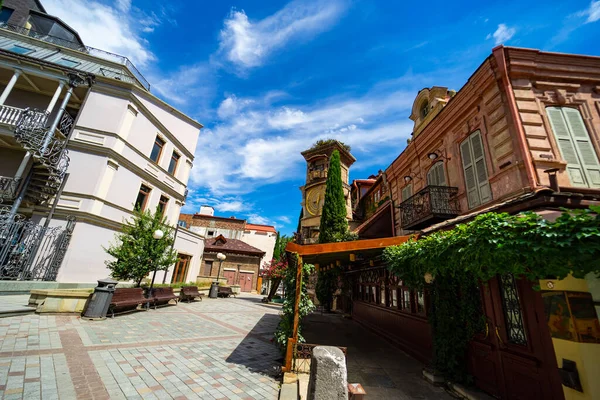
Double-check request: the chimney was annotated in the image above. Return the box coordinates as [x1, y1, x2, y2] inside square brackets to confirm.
[199, 205, 214, 216]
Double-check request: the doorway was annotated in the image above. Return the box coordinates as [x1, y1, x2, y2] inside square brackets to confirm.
[223, 270, 236, 286]
[469, 275, 564, 399]
[239, 272, 253, 292]
[171, 254, 191, 283]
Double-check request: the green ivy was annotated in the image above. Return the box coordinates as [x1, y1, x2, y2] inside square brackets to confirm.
[274, 254, 315, 351]
[383, 207, 600, 382]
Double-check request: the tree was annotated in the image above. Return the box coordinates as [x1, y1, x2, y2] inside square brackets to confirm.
[318, 150, 349, 243]
[104, 208, 178, 286]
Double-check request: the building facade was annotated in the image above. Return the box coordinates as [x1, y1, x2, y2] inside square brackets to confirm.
[0, 0, 204, 284]
[347, 46, 600, 400]
[202, 235, 265, 293]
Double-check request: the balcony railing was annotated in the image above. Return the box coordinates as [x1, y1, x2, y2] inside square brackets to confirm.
[0, 105, 23, 125]
[0, 176, 19, 202]
[0, 22, 150, 91]
[399, 185, 460, 230]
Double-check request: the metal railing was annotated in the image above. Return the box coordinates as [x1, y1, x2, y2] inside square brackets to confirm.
[0, 104, 24, 125]
[0, 176, 19, 203]
[399, 185, 460, 229]
[0, 22, 150, 91]
[0, 207, 75, 280]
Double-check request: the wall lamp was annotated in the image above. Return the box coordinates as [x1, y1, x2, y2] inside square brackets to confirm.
[426, 149, 450, 162]
[403, 171, 420, 183]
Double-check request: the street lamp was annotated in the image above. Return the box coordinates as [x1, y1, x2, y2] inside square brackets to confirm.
[148, 229, 164, 301]
[209, 252, 227, 298]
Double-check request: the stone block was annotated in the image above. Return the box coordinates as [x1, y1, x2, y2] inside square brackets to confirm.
[307, 346, 348, 400]
[29, 289, 93, 313]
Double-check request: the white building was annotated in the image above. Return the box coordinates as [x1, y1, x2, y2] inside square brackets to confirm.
[0, 0, 204, 284]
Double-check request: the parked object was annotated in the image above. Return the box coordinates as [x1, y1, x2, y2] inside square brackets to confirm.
[179, 286, 204, 303]
[217, 286, 236, 298]
[149, 287, 179, 309]
[82, 278, 118, 320]
[108, 288, 148, 317]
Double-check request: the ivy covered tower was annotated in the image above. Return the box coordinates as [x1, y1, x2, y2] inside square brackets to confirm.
[299, 140, 355, 244]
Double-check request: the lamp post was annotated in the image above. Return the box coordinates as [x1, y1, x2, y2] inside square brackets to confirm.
[147, 229, 164, 300]
[209, 252, 226, 298]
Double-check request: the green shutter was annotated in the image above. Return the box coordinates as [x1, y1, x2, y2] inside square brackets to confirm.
[461, 139, 480, 208]
[470, 131, 492, 203]
[562, 108, 600, 188]
[546, 107, 600, 188]
[401, 184, 413, 202]
[427, 161, 446, 186]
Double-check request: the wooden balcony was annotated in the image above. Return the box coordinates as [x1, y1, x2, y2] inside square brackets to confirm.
[399, 185, 460, 230]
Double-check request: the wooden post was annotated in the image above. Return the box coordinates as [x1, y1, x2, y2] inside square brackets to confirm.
[292, 255, 303, 341]
[283, 337, 296, 372]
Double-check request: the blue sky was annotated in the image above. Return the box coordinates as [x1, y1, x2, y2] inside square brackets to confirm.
[45, 0, 600, 235]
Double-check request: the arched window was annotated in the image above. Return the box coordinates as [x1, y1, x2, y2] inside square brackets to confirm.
[427, 161, 446, 186]
[420, 101, 429, 119]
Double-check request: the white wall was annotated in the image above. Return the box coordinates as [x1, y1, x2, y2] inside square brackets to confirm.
[189, 226, 244, 240]
[158, 228, 204, 284]
[242, 230, 276, 265]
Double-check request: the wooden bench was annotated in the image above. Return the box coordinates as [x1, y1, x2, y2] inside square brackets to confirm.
[217, 286, 236, 298]
[109, 288, 148, 317]
[179, 286, 204, 303]
[150, 287, 179, 309]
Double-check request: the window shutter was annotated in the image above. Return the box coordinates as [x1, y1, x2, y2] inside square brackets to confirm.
[401, 184, 413, 202]
[562, 108, 600, 188]
[547, 107, 587, 186]
[470, 131, 492, 203]
[427, 161, 446, 186]
[460, 139, 480, 208]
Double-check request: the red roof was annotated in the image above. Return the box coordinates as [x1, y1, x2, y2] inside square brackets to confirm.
[204, 235, 265, 256]
[245, 223, 276, 233]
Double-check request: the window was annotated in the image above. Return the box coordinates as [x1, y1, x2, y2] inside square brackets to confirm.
[427, 161, 446, 186]
[7, 44, 34, 55]
[178, 220, 187, 228]
[401, 183, 413, 202]
[374, 188, 381, 204]
[171, 254, 191, 283]
[207, 230, 215, 237]
[168, 152, 180, 175]
[460, 130, 492, 209]
[203, 261, 213, 276]
[416, 291, 426, 315]
[158, 195, 169, 217]
[401, 288, 412, 312]
[150, 136, 165, 163]
[56, 58, 80, 68]
[380, 284, 386, 305]
[135, 184, 151, 210]
[546, 107, 600, 188]
[420, 101, 429, 119]
[0, 7, 14, 23]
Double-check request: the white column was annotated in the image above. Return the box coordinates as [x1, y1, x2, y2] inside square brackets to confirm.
[46, 80, 66, 113]
[0, 69, 22, 106]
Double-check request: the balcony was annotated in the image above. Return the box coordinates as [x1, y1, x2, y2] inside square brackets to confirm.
[0, 22, 150, 91]
[0, 176, 19, 202]
[399, 185, 460, 230]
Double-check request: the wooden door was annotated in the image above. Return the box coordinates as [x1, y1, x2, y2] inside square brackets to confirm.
[239, 272, 253, 292]
[470, 275, 564, 400]
[223, 270, 236, 286]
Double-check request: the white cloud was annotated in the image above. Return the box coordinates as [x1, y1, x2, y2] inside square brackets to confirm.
[152, 63, 216, 108]
[578, 1, 600, 23]
[246, 214, 274, 226]
[43, 0, 155, 66]
[217, 0, 347, 70]
[489, 24, 516, 45]
[214, 200, 246, 213]
[277, 216, 292, 224]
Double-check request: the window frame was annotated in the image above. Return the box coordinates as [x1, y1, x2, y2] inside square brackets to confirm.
[460, 130, 492, 209]
[168, 151, 180, 175]
[135, 184, 151, 211]
[427, 160, 447, 186]
[158, 195, 169, 217]
[171, 254, 191, 283]
[0, 7, 15, 23]
[150, 136, 165, 163]
[56, 57, 81, 68]
[7, 44, 34, 55]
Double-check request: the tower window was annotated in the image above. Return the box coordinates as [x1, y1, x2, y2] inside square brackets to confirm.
[420, 101, 429, 119]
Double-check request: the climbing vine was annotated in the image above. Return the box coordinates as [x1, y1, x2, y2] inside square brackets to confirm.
[383, 207, 600, 382]
[274, 254, 315, 351]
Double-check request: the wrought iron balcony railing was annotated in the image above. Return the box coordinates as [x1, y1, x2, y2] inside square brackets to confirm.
[399, 185, 460, 230]
[0, 176, 19, 203]
[0, 104, 23, 125]
[0, 22, 150, 91]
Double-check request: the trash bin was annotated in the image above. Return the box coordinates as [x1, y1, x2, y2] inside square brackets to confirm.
[82, 278, 118, 320]
[209, 282, 219, 298]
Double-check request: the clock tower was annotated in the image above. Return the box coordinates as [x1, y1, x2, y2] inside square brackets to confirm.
[299, 140, 355, 244]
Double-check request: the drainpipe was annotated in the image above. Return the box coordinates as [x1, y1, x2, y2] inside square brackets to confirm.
[492, 46, 537, 189]
[41, 85, 74, 154]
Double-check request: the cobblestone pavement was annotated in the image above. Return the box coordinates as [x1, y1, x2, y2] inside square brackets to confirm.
[0, 294, 282, 400]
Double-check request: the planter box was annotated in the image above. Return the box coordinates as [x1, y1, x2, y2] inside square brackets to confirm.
[29, 289, 93, 314]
